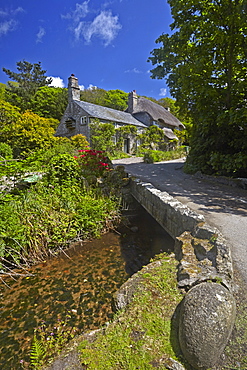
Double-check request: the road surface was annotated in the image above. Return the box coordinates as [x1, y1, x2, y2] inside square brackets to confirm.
[113, 157, 247, 285]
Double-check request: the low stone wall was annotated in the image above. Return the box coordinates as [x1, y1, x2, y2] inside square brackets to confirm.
[125, 177, 236, 370]
[129, 178, 204, 238]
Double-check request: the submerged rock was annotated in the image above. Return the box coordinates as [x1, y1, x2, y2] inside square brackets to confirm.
[179, 282, 236, 369]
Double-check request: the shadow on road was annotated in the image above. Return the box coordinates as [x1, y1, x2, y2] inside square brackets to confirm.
[120, 160, 247, 218]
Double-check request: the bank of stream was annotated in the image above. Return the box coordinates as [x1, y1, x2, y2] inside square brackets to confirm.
[0, 206, 174, 369]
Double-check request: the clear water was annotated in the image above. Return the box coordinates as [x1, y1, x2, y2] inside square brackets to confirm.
[0, 208, 174, 369]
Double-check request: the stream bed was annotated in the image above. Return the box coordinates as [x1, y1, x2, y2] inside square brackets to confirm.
[0, 207, 174, 369]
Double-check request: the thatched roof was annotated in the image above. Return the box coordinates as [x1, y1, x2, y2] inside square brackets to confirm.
[132, 97, 184, 129]
[163, 128, 178, 140]
[75, 101, 146, 127]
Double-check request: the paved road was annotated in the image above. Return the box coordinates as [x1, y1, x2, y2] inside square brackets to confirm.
[113, 157, 247, 285]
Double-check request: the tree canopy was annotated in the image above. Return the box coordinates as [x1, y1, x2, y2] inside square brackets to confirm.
[30, 86, 68, 120]
[0, 99, 57, 157]
[149, 0, 247, 176]
[3, 60, 52, 111]
[80, 87, 128, 111]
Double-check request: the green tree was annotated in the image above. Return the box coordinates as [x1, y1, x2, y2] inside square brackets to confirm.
[80, 87, 107, 106]
[3, 60, 52, 111]
[0, 83, 6, 100]
[0, 99, 21, 143]
[149, 0, 247, 176]
[103, 89, 128, 111]
[30, 86, 68, 120]
[80, 87, 128, 111]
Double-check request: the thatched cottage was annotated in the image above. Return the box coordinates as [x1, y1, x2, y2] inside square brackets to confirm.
[55, 74, 184, 153]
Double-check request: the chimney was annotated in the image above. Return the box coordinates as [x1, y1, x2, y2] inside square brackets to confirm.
[68, 74, 80, 103]
[127, 90, 138, 113]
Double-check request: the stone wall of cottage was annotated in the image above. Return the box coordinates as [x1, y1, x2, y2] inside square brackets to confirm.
[55, 102, 90, 139]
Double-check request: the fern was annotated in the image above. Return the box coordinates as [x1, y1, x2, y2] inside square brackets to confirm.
[30, 333, 45, 369]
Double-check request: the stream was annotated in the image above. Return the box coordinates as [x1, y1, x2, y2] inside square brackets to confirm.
[0, 207, 174, 369]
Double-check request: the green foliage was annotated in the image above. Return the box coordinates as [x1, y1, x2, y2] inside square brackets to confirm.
[0, 145, 120, 269]
[149, 0, 247, 177]
[0, 142, 13, 160]
[142, 147, 186, 163]
[80, 87, 128, 111]
[8, 110, 57, 157]
[30, 334, 45, 369]
[0, 99, 21, 143]
[30, 316, 79, 369]
[0, 182, 119, 267]
[79, 255, 183, 369]
[103, 89, 128, 111]
[80, 86, 107, 106]
[208, 152, 247, 177]
[70, 134, 89, 150]
[3, 60, 52, 111]
[0, 99, 59, 158]
[90, 120, 116, 153]
[138, 125, 166, 150]
[30, 86, 68, 120]
[115, 125, 137, 151]
[43, 153, 81, 186]
[74, 149, 111, 178]
[0, 83, 6, 100]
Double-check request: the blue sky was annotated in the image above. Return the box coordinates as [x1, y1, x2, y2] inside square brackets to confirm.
[0, 0, 173, 100]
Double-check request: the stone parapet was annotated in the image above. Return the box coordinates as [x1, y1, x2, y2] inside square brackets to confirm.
[129, 178, 204, 238]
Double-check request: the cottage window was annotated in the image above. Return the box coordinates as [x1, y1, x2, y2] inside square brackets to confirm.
[81, 116, 88, 125]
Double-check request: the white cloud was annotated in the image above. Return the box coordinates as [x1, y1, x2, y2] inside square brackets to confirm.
[62, 2, 121, 46]
[48, 77, 65, 88]
[36, 26, 45, 43]
[79, 84, 85, 90]
[159, 88, 167, 96]
[125, 68, 142, 74]
[62, 1, 90, 22]
[0, 19, 16, 36]
[88, 84, 97, 90]
[12, 7, 24, 15]
[82, 10, 121, 45]
[0, 10, 8, 17]
[0, 6, 24, 37]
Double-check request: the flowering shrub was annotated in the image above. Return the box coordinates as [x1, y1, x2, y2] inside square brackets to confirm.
[74, 149, 111, 178]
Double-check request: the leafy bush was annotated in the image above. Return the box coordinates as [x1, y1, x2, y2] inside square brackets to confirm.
[0, 142, 13, 160]
[0, 183, 119, 268]
[0, 147, 120, 270]
[208, 152, 247, 177]
[138, 126, 168, 151]
[143, 147, 186, 163]
[74, 149, 111, 178]
[70, 134, 89, 150]
[43, 153, 81, 187]
[90, 121, 116, 154]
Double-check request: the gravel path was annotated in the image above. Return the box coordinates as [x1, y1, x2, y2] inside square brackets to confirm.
[113, 157, 247, 285]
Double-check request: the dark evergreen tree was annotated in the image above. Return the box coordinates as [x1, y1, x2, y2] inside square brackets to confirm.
[3, 60, 52, 111]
